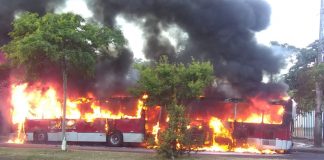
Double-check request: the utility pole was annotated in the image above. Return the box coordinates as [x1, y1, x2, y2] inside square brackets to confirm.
[61, 54, 67, 151]
[315, 0, 324, 147]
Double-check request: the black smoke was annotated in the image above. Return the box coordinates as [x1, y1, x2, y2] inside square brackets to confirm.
[0, 0, 288, 98]
[93, 48, 134, 97]
[0, 0, 66, 46]
[0, 0, 65, 92]
[0, 0, 65, 134]
[0, 0, 135, 98]
[87, 0, 287, 98]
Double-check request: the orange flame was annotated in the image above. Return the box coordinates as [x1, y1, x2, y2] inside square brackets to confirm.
[142, 94, 148, 100]
[282, 96, 290, 101]
[228, 98, 285, 124]
[202, 117, 277, 154]
[201, 97, 286, 154]
[204, 117, 232, 152]
[152, 122, 160, 144]
[7, 83, 285, 154]
[8, 83, 145, 143]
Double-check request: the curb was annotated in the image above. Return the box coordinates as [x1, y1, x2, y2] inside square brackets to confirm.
[292, 148, 324, 154]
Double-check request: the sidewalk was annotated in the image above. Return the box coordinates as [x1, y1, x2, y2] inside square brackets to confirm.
[292, 138, 324, 153]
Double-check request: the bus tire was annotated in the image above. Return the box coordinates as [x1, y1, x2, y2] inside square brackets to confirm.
[284, 149, 292, 154]
[107, 132, 123, 147]
[275, 149, 291, 154]
[33, 131, 47, 143]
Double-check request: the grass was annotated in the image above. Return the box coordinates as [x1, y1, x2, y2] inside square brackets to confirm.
[0, 147, 287, 160]
[0, 147, 153, 160]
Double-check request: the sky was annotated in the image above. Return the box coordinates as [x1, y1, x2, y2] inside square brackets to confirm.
[62, 0, 322, 59]
[256, 0, 321, 48]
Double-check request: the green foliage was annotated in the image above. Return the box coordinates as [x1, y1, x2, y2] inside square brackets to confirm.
[313, 63, 324, 85]
[284, 41, 324, 112]
[131, 56, 214, 158]
[1, 12, 125, 80]
[131, 56, 214, 107]
[157, 104, 188, 158]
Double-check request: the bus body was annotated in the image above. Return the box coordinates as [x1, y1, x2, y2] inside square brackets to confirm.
[23, 97, 294, 152]
[188, 98, 295, 152]
[238, 99, 294, 151]
[25, 117, 145, 146]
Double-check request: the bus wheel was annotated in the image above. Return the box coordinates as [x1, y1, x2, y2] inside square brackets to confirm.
[34, 131, 47, 143]
[275, 149, 291, 154]
[108, 132, 123, 147]
[283, 149, 292, 154]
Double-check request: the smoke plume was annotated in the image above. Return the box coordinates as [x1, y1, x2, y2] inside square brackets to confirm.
[0, 0, 135, 98]
[87, 0, 286, 98]
[0, 0, 288, 98]
[0, 0, 65, 134]
[0, 0, 66, 46]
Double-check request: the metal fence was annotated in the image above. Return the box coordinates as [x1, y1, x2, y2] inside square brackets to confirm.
[293, 111, 324, 139]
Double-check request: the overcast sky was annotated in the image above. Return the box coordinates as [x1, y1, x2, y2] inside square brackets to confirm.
[62, 0, 321, 59]
[256, 0, 321, 48]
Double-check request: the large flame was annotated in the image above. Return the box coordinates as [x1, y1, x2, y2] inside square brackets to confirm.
[152, 122, 160, 144]
[202, 117, 275, 154]
[205, 117, 232, 152]
[8, 83, 145, 143]
[228, 98, 285, 124]
[201, 97, 285, 153]
[7, 83, 285, 155]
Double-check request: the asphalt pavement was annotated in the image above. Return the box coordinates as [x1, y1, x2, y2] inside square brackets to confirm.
[0, 137, 323, 160]
[292, 138, 324, 154]
[0, 142, 324, 160]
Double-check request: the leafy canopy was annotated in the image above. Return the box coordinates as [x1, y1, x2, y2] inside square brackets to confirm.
[284, 41, 324, 112]
[132, 56, 214, 107]
[1, 12, 125, 79]
[132, 56, 214, 158]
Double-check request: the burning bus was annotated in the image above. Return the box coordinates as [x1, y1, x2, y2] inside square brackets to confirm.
[7, 83, 155, 145]
[7, 83, 295, 153]
[22, 97, 162, 146]
[187, 97, 295, 153]
[25, 117, 145, 146]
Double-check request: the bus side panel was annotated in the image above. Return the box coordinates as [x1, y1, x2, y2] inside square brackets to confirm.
[113, 119, 145, 143]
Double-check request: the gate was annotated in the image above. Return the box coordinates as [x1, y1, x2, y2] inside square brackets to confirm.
[293, 111, 324, 139]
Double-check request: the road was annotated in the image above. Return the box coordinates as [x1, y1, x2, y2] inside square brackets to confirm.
[199, 152, 324, 160]
[0, 143, 323, 160]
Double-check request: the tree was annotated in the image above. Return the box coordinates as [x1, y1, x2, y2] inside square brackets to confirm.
[1, 12, 126, 150]
[285, 41, 321, 112]
[131, 56, 214, 159]
[284, 41, 324, 146]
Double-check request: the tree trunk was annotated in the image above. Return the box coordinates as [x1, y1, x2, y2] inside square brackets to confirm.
[314, 81, 322, 147]
[61, 65, 68, 151]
